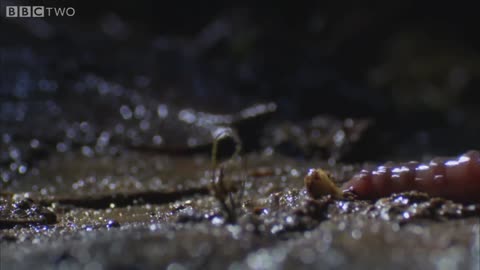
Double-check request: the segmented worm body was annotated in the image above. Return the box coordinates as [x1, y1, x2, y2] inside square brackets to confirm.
[341, 150, 480, 202]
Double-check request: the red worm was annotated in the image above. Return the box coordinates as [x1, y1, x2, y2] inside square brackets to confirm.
[341, 150, 480, 202]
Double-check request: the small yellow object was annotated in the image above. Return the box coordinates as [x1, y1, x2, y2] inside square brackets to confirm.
[304, 169, 343, 199]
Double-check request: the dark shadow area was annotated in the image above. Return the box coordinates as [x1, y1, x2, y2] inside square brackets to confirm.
[2, 1, 480, 163]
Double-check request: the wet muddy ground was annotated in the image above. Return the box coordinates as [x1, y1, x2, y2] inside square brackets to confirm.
[1, 149, 479, 270]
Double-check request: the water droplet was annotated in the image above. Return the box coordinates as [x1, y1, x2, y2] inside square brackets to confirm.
[134, 105, 146, 119]
[18, 165, 27, 174]
[139, 120, 150, 130]
[30, 139, 40, 148]
[351, 229, 362, 240]
[178, 109, 196, 124]
[9, 148, 20, 160]
[157, 104, 168, 118]
[119, 105, 132, 120]
[152, 135, 163, 145]
[106, 219, 120, 229]
[56, 142, 68, 152]
[81, 146, 94, 157]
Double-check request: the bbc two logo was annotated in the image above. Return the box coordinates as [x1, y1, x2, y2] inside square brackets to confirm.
[5, 6, 75, 17]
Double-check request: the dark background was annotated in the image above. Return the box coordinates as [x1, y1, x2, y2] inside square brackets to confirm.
[1, 1, 480, 160]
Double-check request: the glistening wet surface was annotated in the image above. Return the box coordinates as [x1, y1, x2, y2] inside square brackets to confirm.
[1, 149, 479, 270]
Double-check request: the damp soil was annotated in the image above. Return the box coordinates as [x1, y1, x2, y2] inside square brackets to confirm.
[1, 150, 479, 270]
